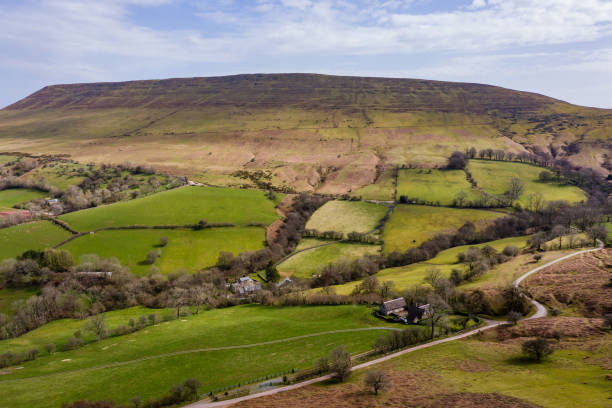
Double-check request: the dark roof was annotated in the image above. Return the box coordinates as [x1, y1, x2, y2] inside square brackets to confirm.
[381, 298, 407, 312]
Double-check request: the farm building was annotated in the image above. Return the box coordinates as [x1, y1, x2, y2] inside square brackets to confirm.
[231, 276, 262, 294]
[379, 297, 407, 315]
[403, 304, 433, 324]
[380, 298, 433, 324]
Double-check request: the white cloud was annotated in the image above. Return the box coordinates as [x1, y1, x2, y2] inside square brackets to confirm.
[0, 0, 611, 107]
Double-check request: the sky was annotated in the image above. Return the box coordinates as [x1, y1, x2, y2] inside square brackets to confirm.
[1, 0, 611, 108]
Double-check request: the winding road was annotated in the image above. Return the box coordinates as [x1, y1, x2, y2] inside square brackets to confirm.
[185, 239, 604, 408]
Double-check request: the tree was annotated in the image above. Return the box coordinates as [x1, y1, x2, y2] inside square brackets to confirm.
[182, 378, 202, 401]
[43, 249, 74, 272]
[527, 192, 544, 212]
[426, 294, 451, 339]
[264, 261, 280, 282]
[453, 190, 467, 207]
[551, 225, 566, 249]
[169, 288, 189, 317]
[364, 370, 390, 395]
[446, 151, 468, 170]
[145, 249, 160, 265]
[586, 225, 606, 246]
[159, 236, 168, 247]
[189, 286, 210, 314]
[45, 343, 56, 355]
[522, 337, 553, 361]
[329, 346, 352, 382]
[314, 356, 329, 374]
[85, 315, 109, 341]
[507, 178, 525, 203]
[507, 311, 522, 325]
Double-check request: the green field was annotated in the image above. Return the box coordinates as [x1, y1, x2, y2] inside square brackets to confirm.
[0, 221, 72, 261]
[350, 168, 396, 201]
[0, 288, 38, 316]
[0, 188, 47, 210]
[383, 205, 502, 253]
[328, 235, 530, 295]
[427, 235, 530, 265]
[278, 242, 381, 278]
[59, 186, 279, 231]
[468, 160, 587, 206]
[305, 200, 387, 235]
[397, 169, 478, 206]
[61, 227, 265, 275]
[0, 304, 394, 407]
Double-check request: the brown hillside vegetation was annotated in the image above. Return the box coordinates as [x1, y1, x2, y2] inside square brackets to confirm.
[233, 373, 540, 408]
[524, 249, 612, 317]
[1, 74, 610, 192]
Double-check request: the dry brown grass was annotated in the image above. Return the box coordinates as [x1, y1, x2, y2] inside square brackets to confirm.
[232, 370, 539, 408]
[524, 250, 612, 317]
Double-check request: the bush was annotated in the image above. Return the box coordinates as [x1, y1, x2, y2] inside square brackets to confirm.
[25, 348, 39, 361]
[45, 343, 56, 355]
[160, 236, 168, 247]
[522, 337, 553, 361]
[507, 311, 522, 325]
[64, 336, 84, 351]
[502, 245, 519, 257]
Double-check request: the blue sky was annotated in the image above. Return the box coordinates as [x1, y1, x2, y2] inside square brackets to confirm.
[1, 0, 611, 108]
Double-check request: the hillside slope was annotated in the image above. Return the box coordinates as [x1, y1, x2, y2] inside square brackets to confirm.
[1, 74, 609, 193]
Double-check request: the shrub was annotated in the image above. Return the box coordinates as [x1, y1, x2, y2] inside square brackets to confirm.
[502, 245, 519, 257]
[45, 343, 56, 355]
[522, 337, 553, 361]
[25, 348, 39, 361]
[314, 357, 329, 374]
[64, 336, 84, 351]
[507, 311, 522, 325]
[160, 236, 168, 247]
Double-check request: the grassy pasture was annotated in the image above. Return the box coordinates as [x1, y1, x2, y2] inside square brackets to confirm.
[382, 205, 502, 253]
[0, 188, 47, 210]
[396, 168, 479, 206]
[305, 200, 387, 235]
[0, 305, 393, 407]
[61, 227, 265, 275]
[428, 235, 530, 265]
[0, 288, 38, 316]
[278, 242, 381, 278]
[350, 167, 396, 201]
[467, 160, 587, 206]
[59, 186, 279, 231]
[0, 221, 72, 261]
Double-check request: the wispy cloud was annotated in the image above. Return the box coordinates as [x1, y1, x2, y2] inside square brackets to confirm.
[0, 0, 611, 107]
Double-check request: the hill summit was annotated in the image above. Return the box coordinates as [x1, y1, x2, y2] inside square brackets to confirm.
[0, 74, 610, 193]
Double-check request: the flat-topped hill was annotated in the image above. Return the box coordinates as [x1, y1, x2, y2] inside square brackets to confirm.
[1, 74, 609, 193]
[6, 74, 555, 113]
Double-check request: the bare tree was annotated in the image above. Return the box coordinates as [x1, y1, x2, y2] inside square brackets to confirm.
[551, 225, 566, 249]
[364, 370, 390, 395]
[189, 286, 210, 314]
[85, 315, 109, 341]
[426, 294, 451, 339]
[169, 287, 190, 318]
[586, 225, 606, 247]
[507, 178, 525, 203]
[329, 346, 352, 382]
